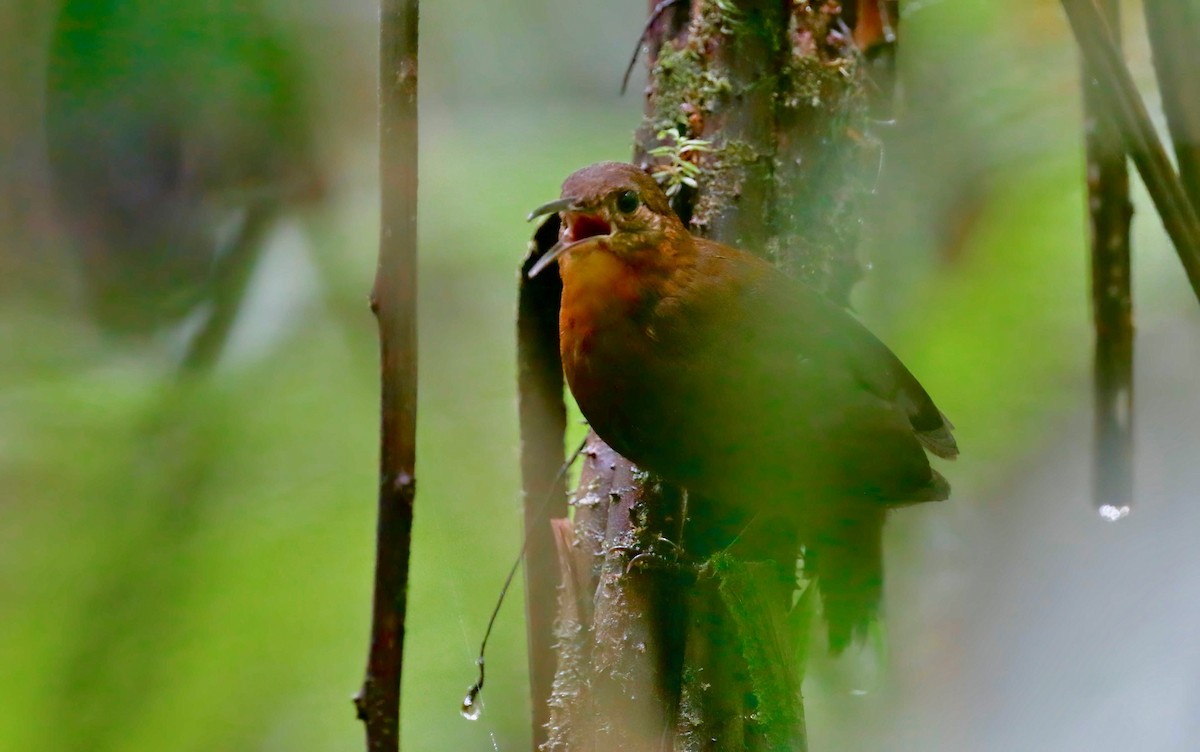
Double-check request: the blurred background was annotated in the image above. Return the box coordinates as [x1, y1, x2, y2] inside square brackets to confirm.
[1, 0, 1197, 749]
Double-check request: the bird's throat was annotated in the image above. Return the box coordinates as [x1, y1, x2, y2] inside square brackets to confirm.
[558, 247, 652, 371]
[559, 246, 646, 315]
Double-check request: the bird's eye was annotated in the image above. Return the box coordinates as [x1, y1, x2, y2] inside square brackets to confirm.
[615, 190, 640, 214]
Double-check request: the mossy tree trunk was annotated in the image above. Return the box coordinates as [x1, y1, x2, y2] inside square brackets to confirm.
[523, 2, 893, 749]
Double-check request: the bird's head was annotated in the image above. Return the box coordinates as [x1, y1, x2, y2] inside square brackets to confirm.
[526, 162, 688, 278]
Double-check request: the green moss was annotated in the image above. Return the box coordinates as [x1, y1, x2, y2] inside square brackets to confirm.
[643, 0, 873, 261]
[648, 37, 726, 137]
[778, 54, 856, 111]
[691, 139, 767, 231]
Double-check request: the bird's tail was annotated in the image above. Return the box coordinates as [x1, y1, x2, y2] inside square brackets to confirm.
[807, 507, 885, 654]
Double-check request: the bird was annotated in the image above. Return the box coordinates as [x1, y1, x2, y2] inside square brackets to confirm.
[528, 161, 957, 651]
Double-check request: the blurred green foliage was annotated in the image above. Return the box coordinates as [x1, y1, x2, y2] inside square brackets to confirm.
[0, 0, 1191, 750]
[44, 0, 318, 333]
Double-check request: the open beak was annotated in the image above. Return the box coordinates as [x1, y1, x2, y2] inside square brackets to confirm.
[526, 197, 581, 222]
[527, 235, 597, 278]
[526, 198, 613, 278]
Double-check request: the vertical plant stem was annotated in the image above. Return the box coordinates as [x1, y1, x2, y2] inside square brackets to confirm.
[1060, 0, 1200, 303]
[518, 218, 570, 749]
[1142, 0, 1200, 212]
[355, 1, 418, 750]
[1080, 0, 1133, 513]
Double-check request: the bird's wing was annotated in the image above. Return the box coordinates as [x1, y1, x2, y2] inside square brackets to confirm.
[681, 238, 960, 462]
[694, 239, 958, 461]
[823, 308, 959, 460]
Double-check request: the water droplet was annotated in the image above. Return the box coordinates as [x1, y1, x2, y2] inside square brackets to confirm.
[1098, 504, 1131, 522]
[461, 686, 482, 721]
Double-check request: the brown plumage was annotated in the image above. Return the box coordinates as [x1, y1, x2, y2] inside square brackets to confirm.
[529, 161, 956, 651]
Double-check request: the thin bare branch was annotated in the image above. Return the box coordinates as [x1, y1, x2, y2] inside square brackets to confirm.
[355, 0, 418, 750]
